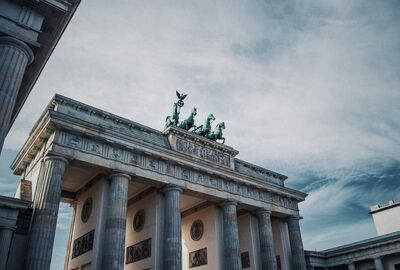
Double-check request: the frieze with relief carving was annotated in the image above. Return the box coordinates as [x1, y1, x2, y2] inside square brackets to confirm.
[176, 138, 231, 167]
[60, 131, 299, 211]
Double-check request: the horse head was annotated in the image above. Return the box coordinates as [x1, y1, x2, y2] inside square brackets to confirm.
[191, 107, 197, 116]
[217, 122, 225, 131]
[207, 113, 216, 123]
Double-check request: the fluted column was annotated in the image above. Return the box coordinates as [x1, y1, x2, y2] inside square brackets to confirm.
[221, 201, 241, 270]
[347, 262, 356, 270]
[162, 185, 183, 270]
[0, 225, 15, 270]
[256, 209, 277, 270]
[287, 216, 307, 270]
[101, 173, 130, 270]
[0, 36, 34, 155]
[63, 201, 76, 270]
[25, 155, 68, 270]
[374, 257, 385, 270]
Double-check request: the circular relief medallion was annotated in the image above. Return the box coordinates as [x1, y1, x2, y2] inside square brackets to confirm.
[133, 209, 145, 232]
[190, 219, 204, 241]
[81, 197, 93, 223]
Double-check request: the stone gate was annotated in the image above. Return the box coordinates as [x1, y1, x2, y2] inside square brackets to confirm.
[9, 94, 308, 270]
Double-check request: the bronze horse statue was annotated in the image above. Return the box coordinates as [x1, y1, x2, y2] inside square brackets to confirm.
[207, 122, 226, 144]
[178, 107, 197, 131]
[194, 113, 215, 136]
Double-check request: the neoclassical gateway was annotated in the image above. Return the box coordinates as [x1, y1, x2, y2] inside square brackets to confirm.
[5, 94, 308, 270]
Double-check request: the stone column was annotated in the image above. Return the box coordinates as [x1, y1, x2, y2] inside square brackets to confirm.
[0, 225, 16, 270]
[0, 36, 34, 155]
[347, 262, 356, 270]
[256, 209, 277, 270]
[374, 257, 385, 270]
[162, 185, 183, 270]
[221, 201, 241, 270]
[25, 155, 68, 270]
[63, 201, 76, 270]
[101, 173, 130, 270]
[287, 216, 307, 270]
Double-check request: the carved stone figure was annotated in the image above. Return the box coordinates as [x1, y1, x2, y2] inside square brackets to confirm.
[178, 107, 197, 130]
[194, 113, 215, 136]
[206, 122, 226, 144]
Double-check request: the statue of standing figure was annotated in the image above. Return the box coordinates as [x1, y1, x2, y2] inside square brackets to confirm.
[165, 102, 180, 128]
[165, 91, 187, 128]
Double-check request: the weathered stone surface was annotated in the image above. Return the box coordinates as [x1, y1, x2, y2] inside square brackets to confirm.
[374, 257, 385, 270]
[221, 201, 241, 270]
[0, 225, 15, 270]
[101, 173, 130, 270]
[53, 130, 300, 213]
[162, 185, 183, 270]
[347, 263, 356, 270]
[256, 209, 277, 270]
[25, 155, 68, 270]
[287, 217, 307, 270]
[0, 36, 33, 155]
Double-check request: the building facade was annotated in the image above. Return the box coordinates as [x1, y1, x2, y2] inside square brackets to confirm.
[0, 0, 80, 155]
[370, 201, 400, 236]
[3, 94, 309, 270]
[305, 201, 400, 270]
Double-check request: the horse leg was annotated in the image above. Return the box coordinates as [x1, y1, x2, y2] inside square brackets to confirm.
[222, 137, 225, 144]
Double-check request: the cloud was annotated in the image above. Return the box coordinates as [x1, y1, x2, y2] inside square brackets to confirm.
[299, 158, 400, 250]
[0, 0, 398, 262]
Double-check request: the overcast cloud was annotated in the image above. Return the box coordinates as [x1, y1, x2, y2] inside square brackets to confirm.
[1, 0, 399, 268]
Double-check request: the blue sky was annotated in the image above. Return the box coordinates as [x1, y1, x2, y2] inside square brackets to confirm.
[1, 0, 400, 269]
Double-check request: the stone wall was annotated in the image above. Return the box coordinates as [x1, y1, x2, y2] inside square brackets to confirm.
[67, 178, 109, 270]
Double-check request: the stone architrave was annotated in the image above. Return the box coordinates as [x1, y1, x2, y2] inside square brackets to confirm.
[162, 185, 183, 270]
[101, 172, 130, 270]
[221, 201, 241, 270]
[0, 36, 34, 154]
[287, 216, 307, 270]
[256, 209, 277, 270]
[25, 155, 68, 270]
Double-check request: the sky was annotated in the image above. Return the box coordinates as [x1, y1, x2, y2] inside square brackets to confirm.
[1, 0, 400, 269]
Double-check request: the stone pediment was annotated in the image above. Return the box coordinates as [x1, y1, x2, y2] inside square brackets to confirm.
[163, 126, 238, 170]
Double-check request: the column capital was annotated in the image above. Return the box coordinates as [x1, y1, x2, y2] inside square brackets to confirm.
[0, 36, 34, 64]
[44, 155, 69, 165]
[161, 184, 183, 193]
[109, 171, 131, 181]
[255, 208, 272, 215]
[220, 200, 238, 207]
[287, 215, 302, 221]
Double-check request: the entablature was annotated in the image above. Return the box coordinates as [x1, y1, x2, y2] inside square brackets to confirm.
[11, 94, 307, 212]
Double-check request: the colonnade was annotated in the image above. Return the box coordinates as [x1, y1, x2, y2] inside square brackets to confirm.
[24, 154, 307, 270]
[345, 257, 385, 270]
